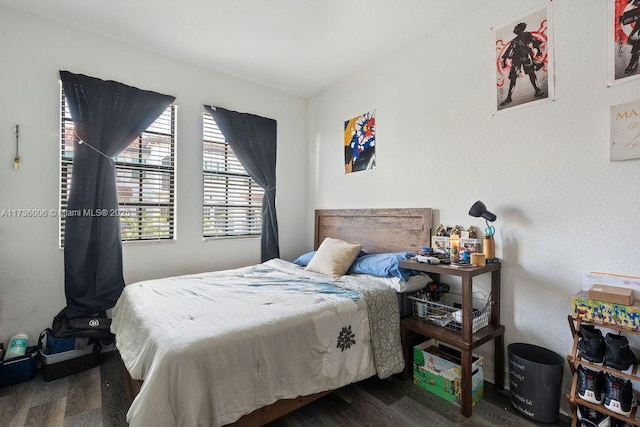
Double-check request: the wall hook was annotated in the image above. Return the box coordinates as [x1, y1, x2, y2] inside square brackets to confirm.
[14, 124, 20, 171]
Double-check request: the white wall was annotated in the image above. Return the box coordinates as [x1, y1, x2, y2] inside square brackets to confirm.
[0, 7, 308, 345]
[4, 0, 640, 407]
[307, 0, 640, 393]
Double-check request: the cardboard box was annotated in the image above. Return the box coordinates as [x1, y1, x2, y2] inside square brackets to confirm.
[572, 290, 640, 330]
[588, 285, 634, 306]
[413, 340, 483, 406]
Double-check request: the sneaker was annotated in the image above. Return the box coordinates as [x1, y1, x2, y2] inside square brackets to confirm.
[610, 417, 633, 427]
[604, 373, 636, 417]
[604, 333, 637, 371]
[577, 405, 610, 427]
[579, 325, 605, 364]
[578, 365, 605, 404]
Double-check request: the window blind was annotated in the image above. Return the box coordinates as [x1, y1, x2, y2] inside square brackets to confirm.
[203, 112, 263, 238]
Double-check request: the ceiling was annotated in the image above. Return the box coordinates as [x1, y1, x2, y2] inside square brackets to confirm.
[1, 0, 483, 98]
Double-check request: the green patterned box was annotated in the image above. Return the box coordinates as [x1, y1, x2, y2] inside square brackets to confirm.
[412, 340, 483, 406]
[572, 290, 640, 330]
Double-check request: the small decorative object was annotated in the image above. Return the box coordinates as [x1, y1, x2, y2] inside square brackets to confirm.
[468, 226, 477, 239]
[470, 253, 486, 267]
[460, 238, 482, 254]
[460, 228, 470, 239]
[416, 246, 432, 256]
[449, 234, 460, 263]
[451, 225, 461, 237]
[431, 236, 450, 253]
[436, 224, 446, 236]
[483, 237, 495, 260]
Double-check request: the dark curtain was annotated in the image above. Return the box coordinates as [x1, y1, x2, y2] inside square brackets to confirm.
[204, 105, 279, 262]
[60, 71, 175, 317]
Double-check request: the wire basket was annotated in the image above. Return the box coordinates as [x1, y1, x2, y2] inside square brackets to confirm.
[409, 291, 491, 333]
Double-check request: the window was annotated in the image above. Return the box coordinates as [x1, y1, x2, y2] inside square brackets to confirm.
[203, 111, 263, 238]
[60, 90, 176, 245]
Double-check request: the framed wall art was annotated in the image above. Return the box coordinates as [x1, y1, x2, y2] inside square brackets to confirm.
[493, 2, 554, 112]
[344, 110, 376, 174]
[610, 0, 640, 85]
[610, 100, 640, 160]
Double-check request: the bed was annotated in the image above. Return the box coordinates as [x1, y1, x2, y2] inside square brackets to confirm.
[111, 207, 432, 426]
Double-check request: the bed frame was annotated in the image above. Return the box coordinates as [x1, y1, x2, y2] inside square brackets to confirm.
[121, 207, 432, 426]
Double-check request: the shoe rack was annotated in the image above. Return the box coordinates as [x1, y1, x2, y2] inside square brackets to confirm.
[567, 316, 640, 427]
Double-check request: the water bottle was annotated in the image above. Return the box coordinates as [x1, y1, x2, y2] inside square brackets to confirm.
[5, 332, 28, 359]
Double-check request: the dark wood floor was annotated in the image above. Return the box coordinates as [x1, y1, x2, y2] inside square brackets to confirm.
[0, 351, 570, 426]
[270, 377, 570, 427]
[0, 351, 128, 427]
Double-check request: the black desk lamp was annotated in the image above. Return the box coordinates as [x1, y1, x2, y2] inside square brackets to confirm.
[469, 200, 498, 261]
[468, 200, 496, 237]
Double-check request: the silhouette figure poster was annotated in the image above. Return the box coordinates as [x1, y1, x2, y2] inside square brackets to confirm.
[494, 3, 554, 112]
[610, 0, 640, 84]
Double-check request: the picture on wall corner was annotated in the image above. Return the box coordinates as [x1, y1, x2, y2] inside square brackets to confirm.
[493, 2, 554, 112]
[610, 0, 640, 84]
[344, 110, 376, 174]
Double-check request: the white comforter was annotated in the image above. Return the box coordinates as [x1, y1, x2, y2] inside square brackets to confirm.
[111, 259, 403, 427]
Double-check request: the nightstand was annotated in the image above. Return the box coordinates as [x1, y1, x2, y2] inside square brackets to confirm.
[398, 260, 505, 417]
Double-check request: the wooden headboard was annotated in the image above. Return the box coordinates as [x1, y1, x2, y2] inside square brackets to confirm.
[314, 208, 432, 254]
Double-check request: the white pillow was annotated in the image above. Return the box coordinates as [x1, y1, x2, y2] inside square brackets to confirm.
[353, 273, 432, 293]
[306, 237, 363, 277]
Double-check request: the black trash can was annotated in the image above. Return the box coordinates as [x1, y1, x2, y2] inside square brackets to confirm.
[508, 343, 564, 424]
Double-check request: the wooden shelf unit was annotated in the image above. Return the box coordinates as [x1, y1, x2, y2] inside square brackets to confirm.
[399, 260, 504, 418]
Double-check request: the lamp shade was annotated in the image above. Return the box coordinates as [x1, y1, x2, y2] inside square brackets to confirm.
[468, 200, 496, 222]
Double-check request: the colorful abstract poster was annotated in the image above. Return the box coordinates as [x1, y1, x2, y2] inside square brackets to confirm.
[494, 3, 554, 112]
[344, 111, 376, 174]
[610, 100, 640, 160]
[610, 0, 640, 84]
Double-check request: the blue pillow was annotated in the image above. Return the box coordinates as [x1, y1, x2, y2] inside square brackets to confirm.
[293, 250, 368, 267]
[348, 252, 416, 281]
[293, 251, 316, 266]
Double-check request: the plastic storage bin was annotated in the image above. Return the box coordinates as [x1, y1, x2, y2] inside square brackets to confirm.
[40, 344, 99, 382]
[0, 345, 38, 387]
